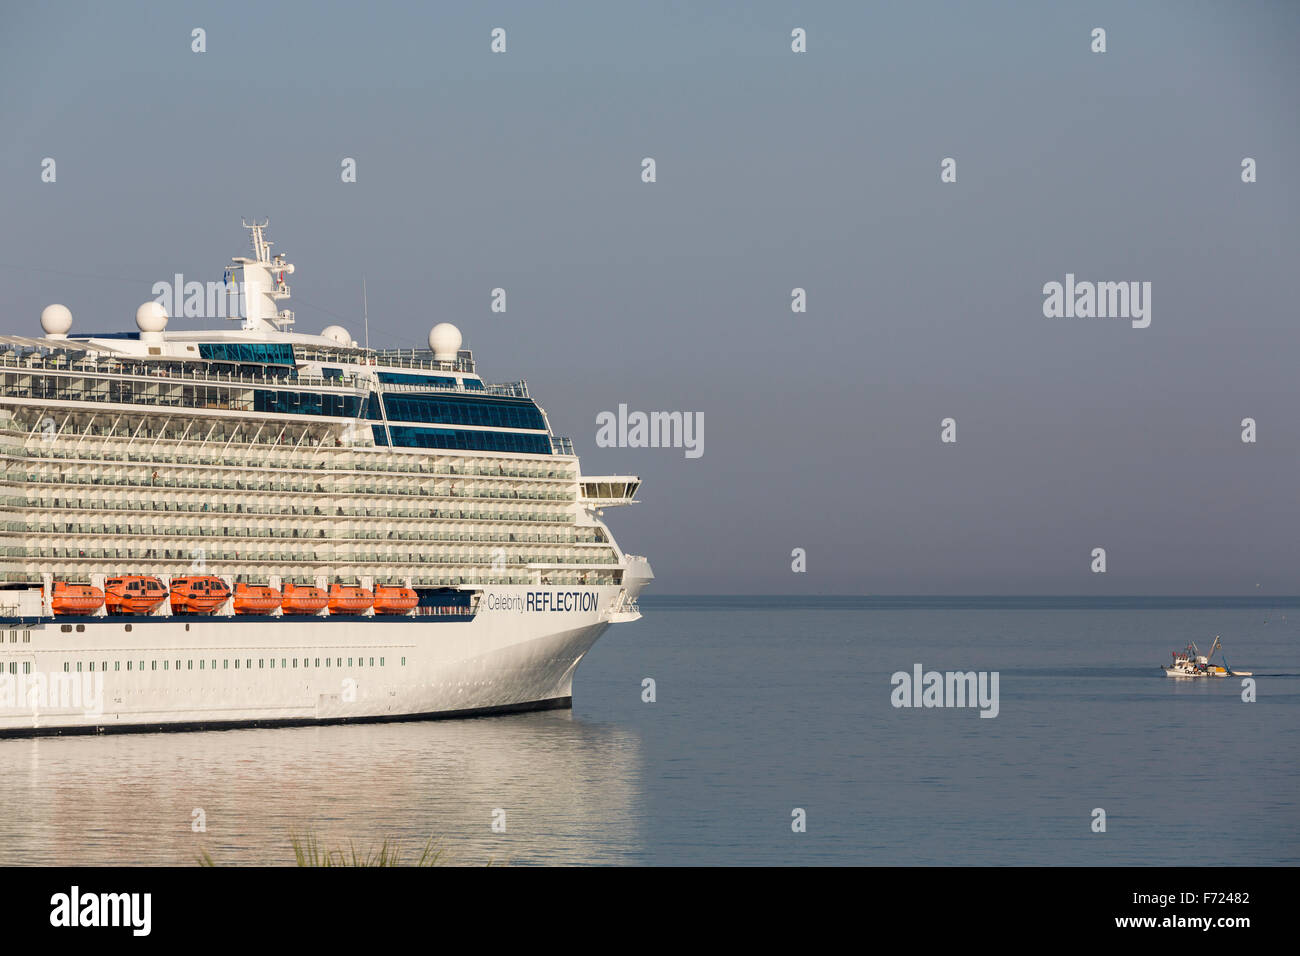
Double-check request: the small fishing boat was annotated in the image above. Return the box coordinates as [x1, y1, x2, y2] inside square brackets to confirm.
[281, 583, 328, 613]
[169, 575, 232, 614]
[104, 575, 168, 615]
[373, 584, 417, 614]
[48, 581, 105, 615]
[1163, 636, 1253, 678]
[327, 583, 374, 615]
[233, 583, 281, 615]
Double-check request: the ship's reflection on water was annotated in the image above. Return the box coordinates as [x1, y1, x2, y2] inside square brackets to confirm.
[0, 711, 644, 866]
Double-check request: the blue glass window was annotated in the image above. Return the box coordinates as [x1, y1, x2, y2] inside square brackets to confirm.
[376, 372, 459, 386]
[387, 427, 551, 454]
[416, 588, 472, 608]
[381, 394, 545, 430]
[199, 343, 296, 365]
[252, 390, 362, 417]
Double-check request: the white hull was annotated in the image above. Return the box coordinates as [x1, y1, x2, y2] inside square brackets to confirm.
[1162, 666, 1227, 679]
[0, 584, 632, 737]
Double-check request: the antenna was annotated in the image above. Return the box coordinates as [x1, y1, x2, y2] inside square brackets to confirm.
[362, 277, 369, 350]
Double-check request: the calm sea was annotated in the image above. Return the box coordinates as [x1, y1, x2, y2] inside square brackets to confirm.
[1, 596, 1296, 866]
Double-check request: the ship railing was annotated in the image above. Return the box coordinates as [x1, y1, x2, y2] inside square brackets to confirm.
[9, 546, 620, 565]
[0, 355, 361, 389]
[368, 349, 476, 373]
[378, 380, 529, 398]
[7, 442, 573, 480]
[611, 593, 640, 616]
[0, 372, 534, 408]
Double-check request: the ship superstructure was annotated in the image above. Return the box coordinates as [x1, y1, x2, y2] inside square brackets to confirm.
[0, 222, 651, 735]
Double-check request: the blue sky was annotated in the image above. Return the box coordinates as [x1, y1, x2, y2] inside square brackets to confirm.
[2, 1, 1298, 592]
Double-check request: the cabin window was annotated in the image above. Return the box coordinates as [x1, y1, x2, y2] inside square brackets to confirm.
[60, 624, 72, 633]
[115, 662, 120, 671]
[314, 658, 320, 667]
[234, 660, 239, 669]
[401, 657, 406, 666]
[125, 624, 132, 632]
[380, 658, 384, 667]
[281, 658, 286, 668]
[22, 662, 30, 675]
[369, 658, 375, 667]
[63, 662, 69, 672]
[76, 662, 82, 672]
[223, 660, 229, 669]
[76, 624, 85, 633]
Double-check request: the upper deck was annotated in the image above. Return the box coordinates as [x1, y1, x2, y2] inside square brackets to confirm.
[13, 221, 575, 457]
[0, 223, 643, 593]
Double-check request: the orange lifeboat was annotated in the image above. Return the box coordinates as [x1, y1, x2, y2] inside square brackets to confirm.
[281, 583, 329, 614]
[327, 583, 374, 615]
[49, 581, 105, 615]
[373, 585, 418, 614]
[169, 575, 231, 615]
[233, 583, 282, 615]
[104, 575, 168, 615]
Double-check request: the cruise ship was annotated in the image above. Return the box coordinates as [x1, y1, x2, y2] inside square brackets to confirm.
[0, 222, 651, 736]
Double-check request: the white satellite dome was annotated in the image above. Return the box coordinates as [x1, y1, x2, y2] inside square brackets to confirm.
[320, 325, 352, 347]
[40, 303, 73, 338]
[429, 323, 462, 360]
[135, 301, 169, 333]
